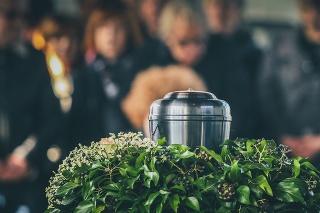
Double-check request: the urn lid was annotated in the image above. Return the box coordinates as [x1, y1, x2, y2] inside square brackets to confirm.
[149, 90, 231, 121]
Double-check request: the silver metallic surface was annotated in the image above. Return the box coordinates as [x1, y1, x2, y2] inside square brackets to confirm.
[149, 90, 231, 150]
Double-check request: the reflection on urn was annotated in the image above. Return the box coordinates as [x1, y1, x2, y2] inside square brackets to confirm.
[149, 90, 231, 150]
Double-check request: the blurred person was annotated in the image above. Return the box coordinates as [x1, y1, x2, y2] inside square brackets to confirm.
[199, 0, 262, 139]
[128, 0, 260, 139]
[258, 0, 320, 165]
[67, 1, 142, 145]
[35, 14, 83, 73]
[0, 0, 62, 212]
[136, 0, 167, 41]
[122, 65, 207, 136]
[203, 0, 243, 34]
[128, 0, 209, 83]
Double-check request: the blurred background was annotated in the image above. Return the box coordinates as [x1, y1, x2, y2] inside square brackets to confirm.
[3, 0, 320, 212]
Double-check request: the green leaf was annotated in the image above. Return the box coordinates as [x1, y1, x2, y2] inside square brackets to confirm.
[185, 197, 200, 211]
[91, 161, 103, 169]
[82, 180, 92, 200]
[56, 182, 79, 196]
[179, 150, 195, 158]
[199, 146, 222, 162]
[145, 191, 160, 206]
[293, 158, 301, 177]
[249, 184, 263, 199]
[126, 166, 141, 177]
[136, 152, 148, 168]
[230, 161, 241, 182]
[170, 144, 190, 152]
[165, 174, 176, 184]
[74, 200, 94, 213]
[61, 194, 77, 205]
[157, 137, 166, 146]
[128, 174, 140, 189]
[119, 167, 127, 176]
[237, 185, 251, 205]
[156, 202, 163, 213]
[251, 175, 273, 196]
[169, 194, 180, 213]
[144, 170, 159, 187]
[275, 178, 307, 203]
[92, 205, 105, 213]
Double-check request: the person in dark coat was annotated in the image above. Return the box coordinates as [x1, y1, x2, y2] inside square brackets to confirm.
[126, 0, 208, 91]
[0, 1, 63, 212]
[258, 0, 320, 166]
[66, 1, 143, 145]
[200, 0, 262, 139]
[127, 0, 261, 139]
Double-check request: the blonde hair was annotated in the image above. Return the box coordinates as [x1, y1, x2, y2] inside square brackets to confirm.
[158, 0, 207, 40]
[122, 65, 207, 129]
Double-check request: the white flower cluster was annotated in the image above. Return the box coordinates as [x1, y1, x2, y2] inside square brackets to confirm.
[108, 132, 157, 153]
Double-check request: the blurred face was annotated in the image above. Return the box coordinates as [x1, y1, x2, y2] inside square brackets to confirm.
[299, 1, 320, 43]
[0, 3, 20, 48]
[166, 17, 206, 66]
[94, 19, 127, 62]
[139, 0, 162, 35]
[203, 0, 240, 34]
[48, 35, 78, 67]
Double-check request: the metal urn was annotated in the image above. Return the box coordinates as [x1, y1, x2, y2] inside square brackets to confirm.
[149, 90, 231, 150]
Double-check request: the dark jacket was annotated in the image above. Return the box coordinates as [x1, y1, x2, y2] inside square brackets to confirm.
[67, 53, 134, 146]
[0, 42, 63, 213]
[258, 28, 320, 140]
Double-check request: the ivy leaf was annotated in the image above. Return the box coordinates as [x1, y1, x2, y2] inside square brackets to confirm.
[165, 174, 176, 184]
[230, 161, 241, 182]
[92, 205, 105, 213]
[56, 182, 79, 196]
[74, 200, 94, 213]
[128, 174, 140, 189]
[145, 191, 160, 206]
[119, 167, 127, 176]
[237, 185, 251, 205]
[61, 194, 77, 205]
[82, 180, 92, 199]
[144, 170, 159, 187]
[274, 178, 306, 203]
[199, 146, 222, 162]
[251, 175, 273, 196]
[249, 184, 263, 199]
[126, 166, 141, 177]
[179, 150, 195, 159]
[136, 152, 148, 168]
[293, 158, 301, 177]
[91, 161, 103, 169]
[156, 202, 163, 213]
[157, 137, 166, 146]
[169, 194, 180, 213]
[185, 197, 200, 211]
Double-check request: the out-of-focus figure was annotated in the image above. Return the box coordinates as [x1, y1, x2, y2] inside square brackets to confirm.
[0, 0, 62, 212]
[35, 14, 83, 74]
[199, 0, 262, 139]
[203, 0, 243, 34]
[122, 65, 207, 135]
[258, 0, 320, 165]
[136, 0, 167, 41]
[128, 0, 208, 80]
[68, 1, 142, 145]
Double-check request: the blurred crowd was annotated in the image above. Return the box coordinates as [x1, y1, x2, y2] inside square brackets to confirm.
[1, 0, 320, 212]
